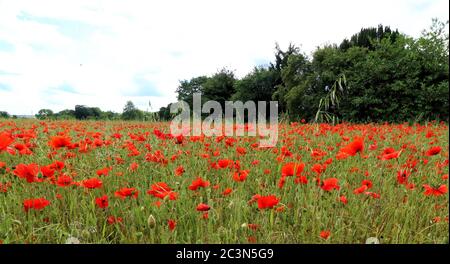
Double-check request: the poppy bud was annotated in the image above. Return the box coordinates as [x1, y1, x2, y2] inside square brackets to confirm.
[147, 214, 156, 229]
[81, 229, 90, 239]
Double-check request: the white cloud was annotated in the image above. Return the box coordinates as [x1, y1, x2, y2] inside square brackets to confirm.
[0, 0, 448, 115]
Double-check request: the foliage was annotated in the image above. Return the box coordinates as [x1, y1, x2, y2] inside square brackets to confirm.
[314, 74, 348, 124]
[0, 119, 448, 243]
[0, 111, 10, 119]
[15, 19, 449, 124]
[35, 109, 54, 120]
[202, 68, 236, 110]
[122, 101, 144, 121]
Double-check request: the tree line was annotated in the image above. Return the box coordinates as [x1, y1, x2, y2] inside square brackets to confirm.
[0, 101, 156, 121]
[1, 19, 448, 123]
[162, 19, 449, 123]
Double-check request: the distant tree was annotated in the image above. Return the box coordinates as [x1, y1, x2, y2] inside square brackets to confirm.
[56, 109, 76, 119]
[73, 105, 104, 120]
[202, 68, 236, 110]
[158, 103, 174, 121]
[122, 101, 144, 120]
[270, 43, 300, 72]
[35, 109, 54, 120]
[102, 111, 120, 120]
[176, 76, 209, 109]
[0, 111, 9, 119]
[89, 107, 102, 119]
[232, 66, 279, 119]
[339, 24, 399, 51]
[74, 105, 92, 119]
[276, 52, 311, 116]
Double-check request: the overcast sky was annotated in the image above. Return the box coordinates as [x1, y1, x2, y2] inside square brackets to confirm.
[0, 0, 448, 115]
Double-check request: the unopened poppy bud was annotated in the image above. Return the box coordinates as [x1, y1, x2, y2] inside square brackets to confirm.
[81, 229, 90, 239]
[241, 223, 248, 228]
[147, 214, 156, 229]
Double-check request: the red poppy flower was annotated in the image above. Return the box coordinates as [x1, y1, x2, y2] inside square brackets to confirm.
[82, 178, 103, 189]
[107, 216, 123, 225]
[365, 192, 380, 199]
[147, 182, 178, 200]
[257, 195, 279, 209]
[320, 230, 330, 239]
[50, 160, 65, 171]
[175, 134, 184, 144]
[281, 162, 305, 177]
[95, 195, 109, 208]
[278, 176, 286, 189]
[312, 163, 326, 175]
[0, 182, 11, 193]
[40, 165, 55, 178]
[49, 135, 72, 149]
[425, 146, 442, 156]
[188, 177, 210, 191]
[423, 184, 448, 196]
[196, 203, 210, 211]
[361, 180, 373, 189]
[56, 175, 73, 187]
[175, 165, 185, 176]
[233, 170, 249, 182]
[381, 150, 401, 160]
[339, 195, 348, 205]
[397, 170, 411, 185]
[222, 188, 233, 196]
[0, 132, 14, 152]
[353, 185, 368, 194]
[114, 187, 139, 199]
[168, 219, 176, 231]
[130, 162, 139, 172]
[321, 178, 340, 191]
[217, 159, 233, 168]
[294, 175, 308, 185]
[13, 163, 41, 183]
[96, 167, 111, 177]
[236, 146, 247, 155]
[23, 198, 50, 212]
[338, 136, 364, 158]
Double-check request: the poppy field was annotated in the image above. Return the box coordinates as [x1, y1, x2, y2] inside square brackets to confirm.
[0, 119, 448, 244]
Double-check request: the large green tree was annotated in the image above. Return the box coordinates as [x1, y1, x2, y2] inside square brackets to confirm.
[202, 68, 236, 110]
[176, 76, 209, 109]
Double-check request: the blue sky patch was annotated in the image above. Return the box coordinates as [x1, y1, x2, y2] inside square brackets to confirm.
[0, 83, 11, 91]
[254, 58, 271, 67]
[0, 40, 15, 52]
[125, 76, 161, 97]
[17, 11, 98, 39]
[0, 70, 19, 76]
[45, 83, 78, 95]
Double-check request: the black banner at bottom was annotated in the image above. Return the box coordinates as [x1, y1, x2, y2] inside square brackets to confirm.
[0, 244, 447, 263]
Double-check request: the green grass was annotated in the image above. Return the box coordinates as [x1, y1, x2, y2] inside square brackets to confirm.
[0, 120, 448, 244]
